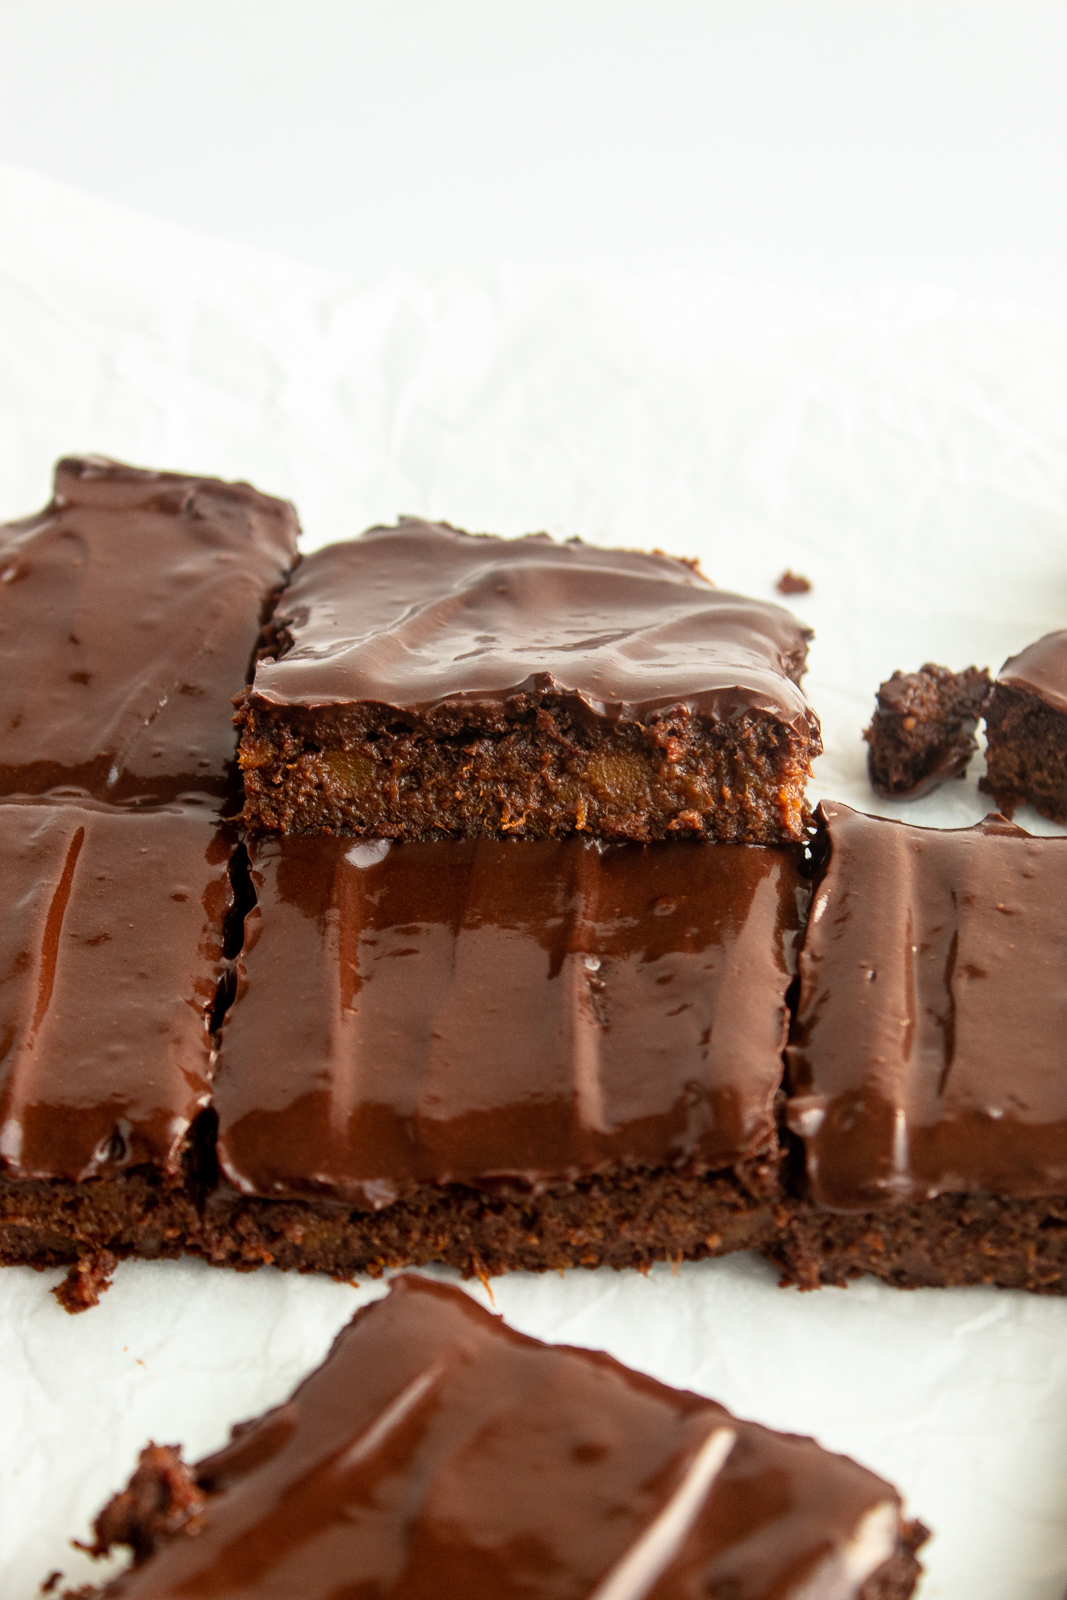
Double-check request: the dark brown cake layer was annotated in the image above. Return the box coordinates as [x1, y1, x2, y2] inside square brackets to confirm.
[212, 835, 806, 1203]
[768, 1191, 1067, 1294]
[0, 456, 299, 804]
[196, 1161, 782, 1281]
[786, 801, 1067, 1211]
[981, 629, 1067, 822]
[236, 520, 822, 842]
[864, 662, 990, 799]
[71, 1275, 927, 1599]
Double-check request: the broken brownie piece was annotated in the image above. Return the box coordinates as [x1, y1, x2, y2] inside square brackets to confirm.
[200, 834, 806, 1280]
[864, 662, 991, 799]
[981, 629, 1067, 822]
[0, 797, 235, 1305]
[0, 456, 299, 805]
[772, 800, 1067, 1293]
[236, 520, 822, 843]
[70, 1275, 927, 1599]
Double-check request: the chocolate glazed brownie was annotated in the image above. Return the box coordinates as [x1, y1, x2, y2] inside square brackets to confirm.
[771, 801, 1067, 1293]
[198, 834, 806, 1280]
[0, 799, 236, 1311]
[981, 629, 1067, 823]
[0, 456, 299, 806]
[66, 1276, 927, 1600]
[235, 520, 822, 843]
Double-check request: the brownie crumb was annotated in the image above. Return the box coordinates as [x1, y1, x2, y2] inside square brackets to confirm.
[776, 570, 811, 595]
[53, 1250, 118, 1315]
[864, 662, 991, 799]
[39, 1572, 63, 1594]
[80, 1443, 206, 1566]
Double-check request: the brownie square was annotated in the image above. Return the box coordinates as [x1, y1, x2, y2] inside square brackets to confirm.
[864, 662, 990, 799]
[0, 456, 299, 805]
[236, 520, 822, 843]
[200, 834, 806, 1280]
[0, 797, 235, 1308]
[773, 800, 1067, 1292]
[981, 629, 1067, 822]
[70, 1275, 926, 1600]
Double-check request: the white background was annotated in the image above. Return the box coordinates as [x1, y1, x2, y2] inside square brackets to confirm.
[1, 7, 1067, 1600]
[0, 0, 1064, 310]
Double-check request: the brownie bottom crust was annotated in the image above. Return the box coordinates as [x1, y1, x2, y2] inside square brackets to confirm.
[1, 1159, 781, 1308]
[0, 1171, 202, 1311]
[767, 1192, 1067, 1294]
[981, 684, 1067, 823]
[195, 1159, 781, 1280]
[237, 697, 819, 843]
[12, 1165, 1067, 1306]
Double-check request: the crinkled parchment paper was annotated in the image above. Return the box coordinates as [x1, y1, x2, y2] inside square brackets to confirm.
[1, 161, 1067, 1600]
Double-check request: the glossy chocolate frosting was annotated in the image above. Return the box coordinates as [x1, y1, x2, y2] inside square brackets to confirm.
[996, 628, 1067, 714]
[99, 1275, 906, 1599]
[0, 457, 299, 802]
[0, 799, 233, 1182]
[214, 836, 805, 1204]
[786, 801, 1067, 1210]
[246, 520, 818, 732]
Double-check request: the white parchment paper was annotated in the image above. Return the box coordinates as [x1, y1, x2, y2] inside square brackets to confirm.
[2, 160, 1067, 1599]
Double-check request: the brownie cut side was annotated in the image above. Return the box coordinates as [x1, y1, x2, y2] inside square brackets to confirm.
[771, 800, 1067, 1293]
[65, 1275, 927, 1600]
[203, 833, 806, 1281]
[981, 629, 1067, 822]
[196, 1161, 782, 1282]
[236, 521, 822, 843]
[864, 662, 990, 799]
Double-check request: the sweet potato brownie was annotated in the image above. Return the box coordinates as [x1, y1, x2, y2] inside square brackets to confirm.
[981, 629, 1067, 822]
[771, 800, 1067, 1292]
[67, 1275, 927, 1599]
[0, 797, 235, 1309]
[864, 662, 991, 799]
[0, 456, 299, 805]
[198, 834, 806, 1280]
[236, 520, 822, 843]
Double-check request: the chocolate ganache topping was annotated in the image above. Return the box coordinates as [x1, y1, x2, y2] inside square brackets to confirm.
[0, 799, 233, 1182]
[0, 457, 299, 802]
[92, 1276, 909, 1600]
[786, 801, 1067, 1210]
[213, 836, 805, 1205]
[247, 520, 818, 730]
[996, 628, 1067, 714]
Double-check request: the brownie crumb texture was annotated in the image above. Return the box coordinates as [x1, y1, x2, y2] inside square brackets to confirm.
[238, 692, 820, 844]
[52, 1249, 119, 1313]
[982, 686, 1067, 822]
[768, 1192, 1067, 1295]
[776, 569, 812, 595]
[80, 1442, 205, 1566]
[865, 662, 991, 799]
